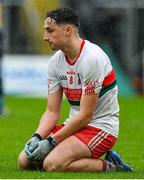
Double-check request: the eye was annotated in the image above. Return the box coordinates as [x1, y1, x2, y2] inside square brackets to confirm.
[45, 28, 54, 33]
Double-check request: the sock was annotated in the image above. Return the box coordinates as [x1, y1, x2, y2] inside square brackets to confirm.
[102, 160, 117, 172]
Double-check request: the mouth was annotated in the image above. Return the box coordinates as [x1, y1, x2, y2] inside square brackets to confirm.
[48, 42, 52, 45]
[47, 42, 53, 46]
[48, 42, 54, 46]
[48, 42, 57, 50]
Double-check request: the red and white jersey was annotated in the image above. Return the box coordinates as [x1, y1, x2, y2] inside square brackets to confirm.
[47, 40, 119, 137]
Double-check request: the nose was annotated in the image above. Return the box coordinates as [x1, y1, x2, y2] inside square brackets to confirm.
[43, 31, 50, 41]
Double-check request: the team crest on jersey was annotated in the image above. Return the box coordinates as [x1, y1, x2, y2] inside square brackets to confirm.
[77, 73, 81, 85]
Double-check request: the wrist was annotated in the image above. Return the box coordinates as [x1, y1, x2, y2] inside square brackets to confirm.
[47, 136, 57, 148]
[32, 133, 42, 140]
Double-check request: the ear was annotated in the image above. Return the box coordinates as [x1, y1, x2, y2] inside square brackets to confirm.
[65, 26, 72, 36]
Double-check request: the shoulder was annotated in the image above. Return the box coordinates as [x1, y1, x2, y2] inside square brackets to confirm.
[80, 40, 113, 75]
[81, 41, 104, 68]
[48, 50, 63, 62]
[84, 40, 110, 63]
[48, 50, 64, 67]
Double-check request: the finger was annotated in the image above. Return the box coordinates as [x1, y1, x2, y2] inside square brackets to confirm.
[33, 154, 42, 161]
[29, 143, 38, 152]
[28, 147, 40, 160]
[25, 144, 31, 156]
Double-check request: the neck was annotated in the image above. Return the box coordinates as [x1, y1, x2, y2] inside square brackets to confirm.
[62, 37, 83, 62]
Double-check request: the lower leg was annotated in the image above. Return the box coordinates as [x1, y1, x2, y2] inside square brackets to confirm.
[66, 158, 103, 172]
[65, 158, 116, 172]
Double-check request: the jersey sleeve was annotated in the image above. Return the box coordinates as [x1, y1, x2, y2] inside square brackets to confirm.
[81, 58, 105, 95]
[47, 58, 61, 94]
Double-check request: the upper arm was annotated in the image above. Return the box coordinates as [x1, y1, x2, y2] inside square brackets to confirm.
[81, 57, 105, 97]
[80, 58, 104, 119]
[80, 93, 99, 120]
[47, 55, 63, 114]
[47, 87, 63, 115]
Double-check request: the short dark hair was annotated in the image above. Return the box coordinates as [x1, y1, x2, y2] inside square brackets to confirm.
[46, 7, 80, 28]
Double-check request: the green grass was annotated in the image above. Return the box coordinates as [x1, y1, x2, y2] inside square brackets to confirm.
[0, 96, 144, 179]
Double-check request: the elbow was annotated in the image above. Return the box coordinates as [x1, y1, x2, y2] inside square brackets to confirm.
[81, 111, 93, 124]
[45, 110, 60, 121]
[85, 113, 93, 123]
[51, 113, 60, 121]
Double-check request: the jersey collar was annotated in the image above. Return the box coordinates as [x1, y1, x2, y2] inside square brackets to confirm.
[65, 39, 85, 65]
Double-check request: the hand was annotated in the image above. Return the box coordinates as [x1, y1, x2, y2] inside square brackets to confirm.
[27, 136, 57, 162]
[25, 133, 42, 156]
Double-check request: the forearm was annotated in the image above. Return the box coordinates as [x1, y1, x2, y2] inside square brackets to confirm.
[52, 111, 91, 143]
[35, 110, 59, 139]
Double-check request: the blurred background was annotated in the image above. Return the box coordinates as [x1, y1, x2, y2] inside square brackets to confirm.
[0, 0, 144, 106]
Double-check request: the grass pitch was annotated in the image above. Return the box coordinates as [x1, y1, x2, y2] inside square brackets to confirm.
[0, 96, 144, 179]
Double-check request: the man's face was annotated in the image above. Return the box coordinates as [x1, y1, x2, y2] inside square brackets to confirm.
[43, 17, 66, 50]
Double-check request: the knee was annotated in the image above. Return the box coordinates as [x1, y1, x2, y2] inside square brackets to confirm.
[43, 158, 66, 172]
[18, 150, 30, 170]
